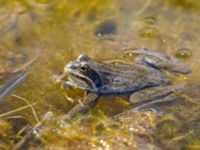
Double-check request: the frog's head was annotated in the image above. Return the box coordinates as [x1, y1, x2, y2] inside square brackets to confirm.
[64, 55, 103, 91]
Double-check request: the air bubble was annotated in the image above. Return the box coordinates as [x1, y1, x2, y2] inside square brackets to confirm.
[142, 17, 157, 25]
[176, 48, 192, 59]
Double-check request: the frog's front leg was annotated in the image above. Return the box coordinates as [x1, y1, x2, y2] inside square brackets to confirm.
[133, 48, 191, 74]
[129, 85, 185, 113]
[62, 92, 100, 121]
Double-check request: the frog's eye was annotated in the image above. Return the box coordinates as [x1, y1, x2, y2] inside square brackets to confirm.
[79, 63, 89, 72]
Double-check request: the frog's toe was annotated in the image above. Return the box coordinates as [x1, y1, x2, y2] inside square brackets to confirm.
[130, 105, 166, 115]
[143, 55, 191, 74]
[162, 56, 191, 74]
[173, 62, 191, 74]
[113, 105, 166, 119]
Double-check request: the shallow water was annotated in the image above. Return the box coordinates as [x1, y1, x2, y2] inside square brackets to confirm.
[0, 0, 200, 149]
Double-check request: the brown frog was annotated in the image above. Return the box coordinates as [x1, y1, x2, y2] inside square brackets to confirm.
[60, 48, 191, 120]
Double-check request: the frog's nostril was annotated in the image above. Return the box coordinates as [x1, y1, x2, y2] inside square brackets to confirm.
[65, 62, 76, 71]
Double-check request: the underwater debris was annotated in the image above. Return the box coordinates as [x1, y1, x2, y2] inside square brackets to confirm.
[95, 20, 117, 37]
[0, 73, 27, 103]
[13, 111, 54, 150]
[139, 27, 160, 38]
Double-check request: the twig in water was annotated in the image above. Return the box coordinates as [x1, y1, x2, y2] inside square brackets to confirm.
[0, 73, 28, 102]
[13, 111, 54, 150]
[12, 94, 40, 123]
[136, 0, 152, 15]
[0, 47, 44, 76]
[0, 102, 39, 118]
[11, 47, 44, 74]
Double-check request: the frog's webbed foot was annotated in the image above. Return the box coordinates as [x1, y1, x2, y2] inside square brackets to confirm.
[132, 48, 191, 74]
[0, 73, 27, 102]
[130, 93, 179, 114]
[129, 85, 185, 114]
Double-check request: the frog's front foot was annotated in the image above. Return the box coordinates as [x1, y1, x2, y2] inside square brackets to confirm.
[128, 85, 185, 114]
[132, 48, 191, 74]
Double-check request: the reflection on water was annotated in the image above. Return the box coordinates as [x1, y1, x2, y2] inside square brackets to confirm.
[0, 0, 200, 149]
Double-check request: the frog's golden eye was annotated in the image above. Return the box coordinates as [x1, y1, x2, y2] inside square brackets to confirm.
[79, 64, 89, 72]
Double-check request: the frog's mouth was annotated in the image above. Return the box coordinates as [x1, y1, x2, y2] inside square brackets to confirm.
[65, 71, 98, 92]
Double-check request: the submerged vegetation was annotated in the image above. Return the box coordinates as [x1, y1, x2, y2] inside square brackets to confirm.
[0, 0, 200, 149]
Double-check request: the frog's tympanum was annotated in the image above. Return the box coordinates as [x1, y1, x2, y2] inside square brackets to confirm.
[60, 48, 191, 120]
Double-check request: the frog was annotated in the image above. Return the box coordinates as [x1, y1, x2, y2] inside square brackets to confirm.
[59, 48, 191, 121]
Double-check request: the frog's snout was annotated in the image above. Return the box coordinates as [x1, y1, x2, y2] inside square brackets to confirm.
[65, 61, 77, 72]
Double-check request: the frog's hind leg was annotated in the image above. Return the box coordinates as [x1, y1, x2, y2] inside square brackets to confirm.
[133, 48, 191, 74]
[128, 85, 185, 114]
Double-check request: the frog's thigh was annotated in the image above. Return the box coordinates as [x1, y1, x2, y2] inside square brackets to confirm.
[129, 85, 185, 104]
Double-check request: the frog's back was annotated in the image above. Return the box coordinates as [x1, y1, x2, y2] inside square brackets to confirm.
[95, 63, 170, 95]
